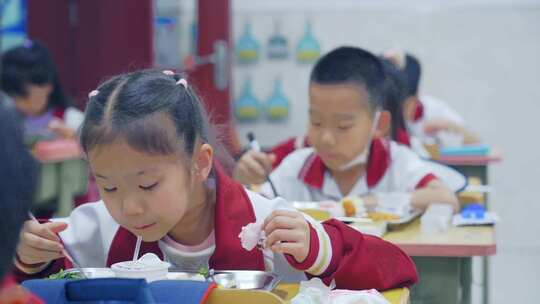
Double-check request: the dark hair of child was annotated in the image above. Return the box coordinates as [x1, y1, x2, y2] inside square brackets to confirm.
[80, 69, 234, 175]
[310, 46, 386, 114]
[0, 99, 37, 279]
[403, 54, 421, 97]
[1, 40, 71, 109]
[381, 58, 409, 141]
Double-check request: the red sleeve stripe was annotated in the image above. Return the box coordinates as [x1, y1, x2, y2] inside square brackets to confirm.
[415, 173, 438, 189]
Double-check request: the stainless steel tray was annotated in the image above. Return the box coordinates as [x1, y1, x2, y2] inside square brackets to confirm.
[337, 209, 422, 226]
[387, 209, 422, 226]
[63, 268, 281, 291]
[63, 267, 114, 278]
[211, 270, 280, 291]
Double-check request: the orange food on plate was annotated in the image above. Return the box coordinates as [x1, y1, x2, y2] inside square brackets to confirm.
[367, 212, 400, 222]
[342, 199, 356, 217]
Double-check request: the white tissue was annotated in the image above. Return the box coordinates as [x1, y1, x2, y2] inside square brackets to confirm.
[291, 278, 332, 304]
[291, 278, 390, 304]
[331, 289, 390, 304]
[239, 198, 294, 251]
[238, 221, 266, 251]
[421, 203, 453, 234]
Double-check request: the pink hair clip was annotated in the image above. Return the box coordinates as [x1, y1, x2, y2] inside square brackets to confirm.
[88, 90, 99, 98]
[162, 70, 174, 76]
[176, 78, 188, 89]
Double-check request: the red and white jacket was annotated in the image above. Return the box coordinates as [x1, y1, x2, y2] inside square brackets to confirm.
[267, 129, 414, 171]
[261, 138, 438, 202]
[408, 95, 465, 138]
[268, 136, 310, 169]
[13, 163, 417, 290]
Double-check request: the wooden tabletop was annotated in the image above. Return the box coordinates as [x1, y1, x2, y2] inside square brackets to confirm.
[437, 154, 502, 166]
[383, 219, 496, 257]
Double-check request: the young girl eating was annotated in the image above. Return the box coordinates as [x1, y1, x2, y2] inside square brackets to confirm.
[14, 70, 417, 290]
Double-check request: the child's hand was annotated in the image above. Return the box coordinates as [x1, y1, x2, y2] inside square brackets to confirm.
[16, 221, 68, 268]
[263, 210, 310, 263]
[423, 119, 457, 134]
[48, 120, 77, 139]
[233, 150, 276, 185]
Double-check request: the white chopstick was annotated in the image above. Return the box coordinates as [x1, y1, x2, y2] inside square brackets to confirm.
[133, 236, 142, 261]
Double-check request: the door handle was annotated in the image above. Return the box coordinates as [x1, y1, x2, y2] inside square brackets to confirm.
[184, 40, 229, 90]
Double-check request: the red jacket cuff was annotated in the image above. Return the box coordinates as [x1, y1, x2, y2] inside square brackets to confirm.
[284, 223, 319, 270]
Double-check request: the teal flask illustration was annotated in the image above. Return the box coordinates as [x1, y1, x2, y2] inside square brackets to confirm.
[234, 77, 261, 121]
[267, 20, 288, 59]
[296, 21, 321, 63]
[266, 77, 290, 121]
[236, 22, 260, 64]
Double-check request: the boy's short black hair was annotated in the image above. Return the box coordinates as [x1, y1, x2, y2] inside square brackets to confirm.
[310, 46, 385, 112]
[0, 99, 37, 279]
[404, 54, 422, 97]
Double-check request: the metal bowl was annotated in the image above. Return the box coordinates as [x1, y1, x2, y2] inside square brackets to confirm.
[64, 268, 114, 278]
[63, 268, 280, 291]
[166, 272, 206, 281]
[211, 271, 281, 291]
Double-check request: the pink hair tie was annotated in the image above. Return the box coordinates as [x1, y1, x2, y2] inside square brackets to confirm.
[88, 90, 99, 98]
[162, 70, 174, 76]
[176, 78, 188, 89]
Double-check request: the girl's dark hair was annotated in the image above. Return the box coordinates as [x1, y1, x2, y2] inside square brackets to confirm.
[403, 53, 421, 97]
[381, 58, 409, 141]
[310, 46, 386, 113]
[0, 100, 37, 279]
[0, 40, 71, 109]
[80, 69, 229, 171]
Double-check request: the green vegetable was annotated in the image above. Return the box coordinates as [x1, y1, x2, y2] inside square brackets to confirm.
[48, 269, 83, 280]
[198, 266, 210, 278]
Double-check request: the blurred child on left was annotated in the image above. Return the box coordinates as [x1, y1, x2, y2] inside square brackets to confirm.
[1, 40, 83, 140]
[0, 99, 43, 303]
